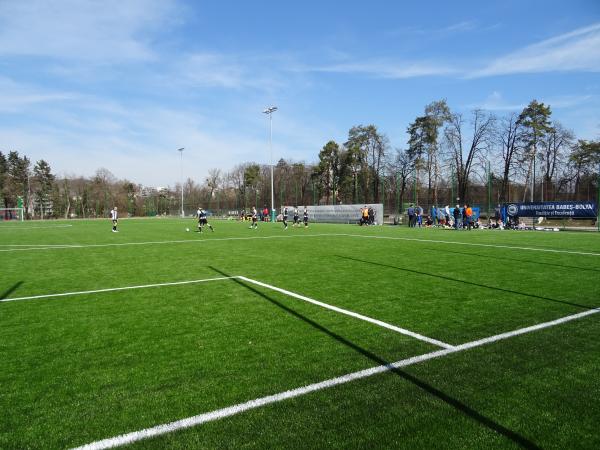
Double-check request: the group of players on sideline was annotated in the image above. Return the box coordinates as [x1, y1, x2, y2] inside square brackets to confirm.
[109, 203, 512, 233]
[405, 204, 510, 230]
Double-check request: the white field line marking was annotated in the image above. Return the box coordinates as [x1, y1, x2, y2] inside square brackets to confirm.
[0, 224, 73, 230]
[72, 307, 600, 450]
[0, 243, 80, 247]
[338, 233, 600, 257]
[0, 273, 453, 350]
[0, 233, 344, 253]
[0, 277, 236, 303]
[237, 276, 454, 349]
[2, 231, 598, 257]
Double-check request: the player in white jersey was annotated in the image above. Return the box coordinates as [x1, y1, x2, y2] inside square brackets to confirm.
[196, 207, 214, 233]
[249, 206, 258, 229]
[303, 206, 309, 228]
[293, 207, 299, 227]
[110, 207, 118, 232]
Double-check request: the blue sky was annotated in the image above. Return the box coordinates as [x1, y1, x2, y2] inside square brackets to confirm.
[0, 0, 599, 186]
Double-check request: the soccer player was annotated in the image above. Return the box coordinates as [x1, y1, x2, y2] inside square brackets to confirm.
[293, 207, 299, 227]
[110, 206, 118, 232]
[196, 207, 214, 233]
[249, 206, 258, 229]
[303, 206, 309, 228]
[282, 206, 288, 230]
[360, 205, 369, 226]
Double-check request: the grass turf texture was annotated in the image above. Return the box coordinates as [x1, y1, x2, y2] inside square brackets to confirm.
[1, 218, 599, 449]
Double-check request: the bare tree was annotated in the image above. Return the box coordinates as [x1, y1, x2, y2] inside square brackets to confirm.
[205, 168, 221, 208]
[495, 112, 523, 203]
[538, 122, 574, 201]
[388, 148, 414, 212]
[443, 110, 495, 202]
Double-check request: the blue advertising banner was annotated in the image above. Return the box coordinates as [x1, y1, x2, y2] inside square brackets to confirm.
[505, 201, 598, 219]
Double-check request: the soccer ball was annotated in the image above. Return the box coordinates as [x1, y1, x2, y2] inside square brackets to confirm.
[186, 228, 190, 232]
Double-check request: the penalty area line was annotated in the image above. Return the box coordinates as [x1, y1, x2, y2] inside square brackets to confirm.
[237, 276, 454, 349]
[0, 276, 236, 303]
[71, 306, 600, 450]
[0, 224, 73, 230]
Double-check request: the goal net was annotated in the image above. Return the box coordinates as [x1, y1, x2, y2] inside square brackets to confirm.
[280, 204, 383, 225]
[0, 208, 24, 221]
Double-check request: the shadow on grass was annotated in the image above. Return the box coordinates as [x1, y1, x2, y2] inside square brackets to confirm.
[420, 246, 600, 273]
[0, 281, 23, 300]
[209, 266, 540, 449]
[336, 255, 595, 311]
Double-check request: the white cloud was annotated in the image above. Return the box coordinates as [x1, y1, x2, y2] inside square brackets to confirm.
[468, 91, 594, 112]
[387, 20, 479, 37]
[471, 22, 600, 77]
[0, 76, 78, 112]
[299, 60, 457, 79]
[0, 0, 181, 62]
[468, 91, 525, 111]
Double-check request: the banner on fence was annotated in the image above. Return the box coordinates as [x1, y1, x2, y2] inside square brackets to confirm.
[505, 201, 598, 219]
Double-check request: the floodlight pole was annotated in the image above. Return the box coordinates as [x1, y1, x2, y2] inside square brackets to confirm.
[597, 162, 600, 232]
[177, 148, 185, 218]
[263, 106, 278, 222]
[531, 146, 535, 203]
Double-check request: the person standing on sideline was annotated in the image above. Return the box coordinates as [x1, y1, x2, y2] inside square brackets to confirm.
[453, 205, 460, 230]
[462, 204, 469, 230]
[431, 205, 437, 226]
[249, 206, 258, 229]
[416, 204, 423, 227]
[282, 206, 288, 230]
[444, 205, 451, 225]
[110, 206, 119, 232]
[437, 207, 445, 226]
[466, 204, 473, 231]
[407, 204, 415, 228]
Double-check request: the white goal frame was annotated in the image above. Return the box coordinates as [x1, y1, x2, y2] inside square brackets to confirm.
[0, 207, 24, 222]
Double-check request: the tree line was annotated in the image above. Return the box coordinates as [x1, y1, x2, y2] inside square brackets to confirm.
[1, 99, 599, 219]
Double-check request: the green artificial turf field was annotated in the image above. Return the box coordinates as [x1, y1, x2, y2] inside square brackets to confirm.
[1, 218, 599, 449]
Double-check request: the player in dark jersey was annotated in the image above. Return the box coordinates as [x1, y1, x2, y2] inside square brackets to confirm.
[293, 207, 299, 227]
[303, 206, 309, 228]
[196, 207, 214, 233]
[249, 206, 258, 229]
[282, 206, 288, 230]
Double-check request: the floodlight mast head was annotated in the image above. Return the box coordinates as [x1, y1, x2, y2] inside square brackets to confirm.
[263, 106, 278, 114]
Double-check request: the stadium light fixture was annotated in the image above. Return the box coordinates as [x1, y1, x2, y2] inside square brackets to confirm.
[263, 106, 278, 222]
[177, 147, 185, 218]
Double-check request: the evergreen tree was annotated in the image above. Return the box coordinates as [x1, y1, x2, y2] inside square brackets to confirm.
[517, 100, 554, 201]
[33, 160, 55, 218]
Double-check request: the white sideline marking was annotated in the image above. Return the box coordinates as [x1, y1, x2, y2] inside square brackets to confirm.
[1, 274, 453, 349]
[0, 277, 235, 303]
[0, 233, 343, 253]
[0, 243, 79, 247]
[0, 224, 73, 230]
[339, 233, 600, 257]
[4, 231, 598, 257]
[72, 306, 600, 450]
[237, 276, 454, 349]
